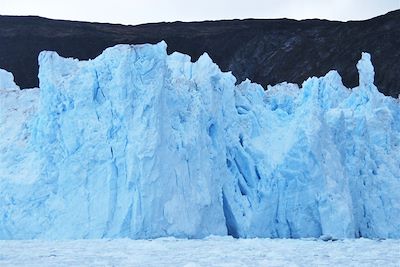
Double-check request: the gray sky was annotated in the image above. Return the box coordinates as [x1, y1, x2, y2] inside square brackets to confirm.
[1, 0, 399, 25]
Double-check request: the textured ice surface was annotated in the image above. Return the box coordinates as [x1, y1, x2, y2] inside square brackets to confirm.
[0, 43, 399, 239]
[0, 86, 39, 185]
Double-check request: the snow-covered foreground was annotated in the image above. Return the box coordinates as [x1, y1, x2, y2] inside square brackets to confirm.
[0, 237, 399, 266]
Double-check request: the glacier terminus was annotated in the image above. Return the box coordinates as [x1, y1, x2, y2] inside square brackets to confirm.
[0, 42, 399, 240]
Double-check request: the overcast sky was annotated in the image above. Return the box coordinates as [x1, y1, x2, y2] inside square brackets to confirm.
[1, 0, 399, 25]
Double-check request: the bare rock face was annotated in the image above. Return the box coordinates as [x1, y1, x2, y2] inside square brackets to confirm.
[0, 10, 399, 97]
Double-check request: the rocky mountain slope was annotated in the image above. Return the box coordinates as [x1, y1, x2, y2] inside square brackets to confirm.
[0, 10, 399, 97]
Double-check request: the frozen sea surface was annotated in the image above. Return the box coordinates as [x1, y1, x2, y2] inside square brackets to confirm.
[0, 237, 399, 267]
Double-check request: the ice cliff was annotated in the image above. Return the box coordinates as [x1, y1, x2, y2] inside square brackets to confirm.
[0, 42, 399, 239]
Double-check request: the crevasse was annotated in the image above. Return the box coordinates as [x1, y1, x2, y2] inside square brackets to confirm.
[0, 42, 399, 239]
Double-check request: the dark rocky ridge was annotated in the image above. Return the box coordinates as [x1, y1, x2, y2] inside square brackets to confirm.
[0, 10, 399, 97]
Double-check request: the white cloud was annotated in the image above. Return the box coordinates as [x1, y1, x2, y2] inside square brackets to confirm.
[0, 0, 398, 25]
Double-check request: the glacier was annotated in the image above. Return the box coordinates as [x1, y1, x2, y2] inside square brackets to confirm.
[0, 42, 399, 240]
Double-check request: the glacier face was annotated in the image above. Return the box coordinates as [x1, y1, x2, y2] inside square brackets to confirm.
[0, 43, 399, 239]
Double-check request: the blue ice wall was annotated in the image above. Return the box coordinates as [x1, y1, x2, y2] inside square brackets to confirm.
[0, 43, 399, 239]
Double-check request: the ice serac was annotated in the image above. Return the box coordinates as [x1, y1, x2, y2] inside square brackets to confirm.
[0, 69, 20, 90]
[0, 42, 399, 239]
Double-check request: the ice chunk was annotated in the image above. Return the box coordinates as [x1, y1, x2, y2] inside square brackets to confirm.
[356, 52, 375, 88]
[0, 68, 20, 90]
